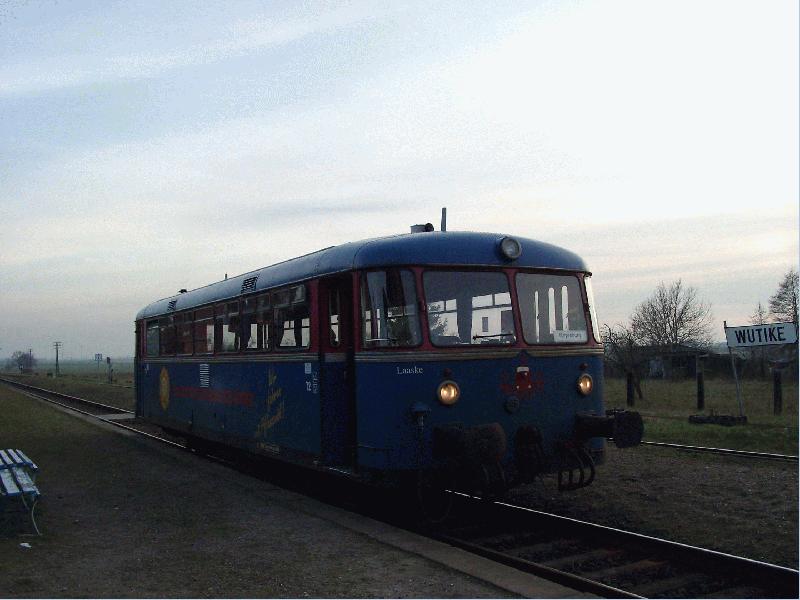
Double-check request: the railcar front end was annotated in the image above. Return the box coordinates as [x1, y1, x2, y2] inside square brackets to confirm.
[353, 263, 642, 494]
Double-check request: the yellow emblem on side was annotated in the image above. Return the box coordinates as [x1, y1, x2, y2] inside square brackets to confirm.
[159, 367, 170, 411]
[257, 366, 284, 435]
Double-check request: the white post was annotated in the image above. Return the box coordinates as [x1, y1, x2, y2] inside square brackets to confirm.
[724, 321, 744, 417]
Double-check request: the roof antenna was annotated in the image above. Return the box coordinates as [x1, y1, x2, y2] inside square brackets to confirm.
[441, 207, 447, 232]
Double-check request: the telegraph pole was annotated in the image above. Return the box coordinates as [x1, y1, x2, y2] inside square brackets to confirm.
[53, 341, 62, 377]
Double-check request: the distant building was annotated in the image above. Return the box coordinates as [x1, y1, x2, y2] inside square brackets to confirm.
[642, 344, 707, 379]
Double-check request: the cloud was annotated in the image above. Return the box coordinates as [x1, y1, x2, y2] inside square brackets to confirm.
[0, 3, 378, 97]
[1, 0, 796, 357]
[443, 0, 799, 220]
[571, 208, 799, 331]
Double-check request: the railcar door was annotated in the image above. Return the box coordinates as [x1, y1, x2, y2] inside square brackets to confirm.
[318, 275, 356, 468]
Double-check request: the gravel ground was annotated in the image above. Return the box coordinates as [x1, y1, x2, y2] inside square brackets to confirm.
[508, 443, 798, 568]
[0, 386, 512, 598]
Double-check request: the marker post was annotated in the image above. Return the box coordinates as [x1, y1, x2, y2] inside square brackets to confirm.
[724, 321, 745, 417]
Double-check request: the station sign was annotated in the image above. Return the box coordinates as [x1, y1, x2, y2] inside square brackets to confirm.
[725, 322, 797, 347]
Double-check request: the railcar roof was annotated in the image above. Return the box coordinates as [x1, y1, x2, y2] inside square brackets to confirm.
[135, 231, 588, 319]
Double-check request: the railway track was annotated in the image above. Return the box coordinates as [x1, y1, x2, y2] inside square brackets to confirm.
[2, 376, 798, 598]
[0, 377, 185, 450]
[640, 440, 798, 462]
[0, 377, 133, 415]
[434, 493, 799, 598]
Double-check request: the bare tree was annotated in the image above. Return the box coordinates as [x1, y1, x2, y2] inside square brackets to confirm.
[630, 279, 713, 350]
[601, 324, 644, 399]
[750, 301, 769, 378]
[751, 301, 768, 325]
[6, 350, 36, 372]
[769, 268, 799, 326]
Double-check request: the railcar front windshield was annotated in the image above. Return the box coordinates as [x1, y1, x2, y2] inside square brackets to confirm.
[423, 271, 516, 346]
[515, 273, 588, 344]
[361, 269, 422, 347]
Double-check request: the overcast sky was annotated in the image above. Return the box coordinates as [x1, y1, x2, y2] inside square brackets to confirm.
[1, 0, 797, 360]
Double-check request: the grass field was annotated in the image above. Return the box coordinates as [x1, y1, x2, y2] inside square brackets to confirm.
[23, 359, 134, 383]
[606, 377, 799, 454]
[2, 363, 135, 411]
[3, 363, 797, 454]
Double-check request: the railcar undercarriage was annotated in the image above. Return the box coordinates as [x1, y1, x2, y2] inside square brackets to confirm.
[428, 409, 643, 497]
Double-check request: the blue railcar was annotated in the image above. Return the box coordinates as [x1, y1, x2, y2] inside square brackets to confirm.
[135, 230, 641, 495]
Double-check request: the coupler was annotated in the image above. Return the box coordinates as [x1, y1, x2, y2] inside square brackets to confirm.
[574, 409, 643, 448]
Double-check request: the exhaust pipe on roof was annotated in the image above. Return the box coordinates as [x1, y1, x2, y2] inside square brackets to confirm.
[410, 207, 446, 233]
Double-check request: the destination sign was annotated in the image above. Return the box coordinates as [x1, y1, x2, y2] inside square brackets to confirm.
[725, 322, 797, 347]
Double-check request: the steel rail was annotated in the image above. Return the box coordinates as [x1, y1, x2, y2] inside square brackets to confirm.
[434, 527, 643, 598]
[640, 440, 798, 462]
[3, 384, 185, 450]
[0, 377, 132, 415]
[440, 491, 799, 598]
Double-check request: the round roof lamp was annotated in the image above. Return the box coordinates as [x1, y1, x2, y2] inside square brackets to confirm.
[499, 237, 522, 261]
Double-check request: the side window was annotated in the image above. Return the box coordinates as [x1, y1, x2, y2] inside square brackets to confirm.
[361, 269, 421, 348]
[215, 301, 240, 353]
[146, 320, 159, 357]
[159, 316, 176, 355]
[176, 313, 193, 355]
[274, 285, 310, 349]
[242, 293, 271, 352]
[329, 288, 341, 347]
[584, 275, 601, 342]
[194, 307, 214, 353]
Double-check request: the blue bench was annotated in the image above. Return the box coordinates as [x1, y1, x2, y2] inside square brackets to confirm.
[0, 449, 41, 535]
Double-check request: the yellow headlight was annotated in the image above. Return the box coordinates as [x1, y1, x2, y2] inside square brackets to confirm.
[437, 380, 460, 406]
[577, 373, 593, 396]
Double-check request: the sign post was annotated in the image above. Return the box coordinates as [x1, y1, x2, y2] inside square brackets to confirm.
[723, 322, 745, 416]
[723, 321, 798, 418]
[773, 368, 782, 415]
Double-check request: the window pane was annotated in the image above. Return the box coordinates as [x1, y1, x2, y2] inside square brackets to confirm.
[275, 305, 310, 348]
[243, 294, 271, 351]
[584, 276, 600, 342]
[361, 270, 421, 348]
[194, 307, 214, 353]
[329, 288, 340, 347]
[275, 285, 310, 348]
[273, 285, 305, 307]
[215, 301, 240, 353]
[146, 321, 159, 357]
[423, 271, 515, 346]
[159, 316, 176, 355]
[176, 313, 193, 354]
[516, 273, 588, 344]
